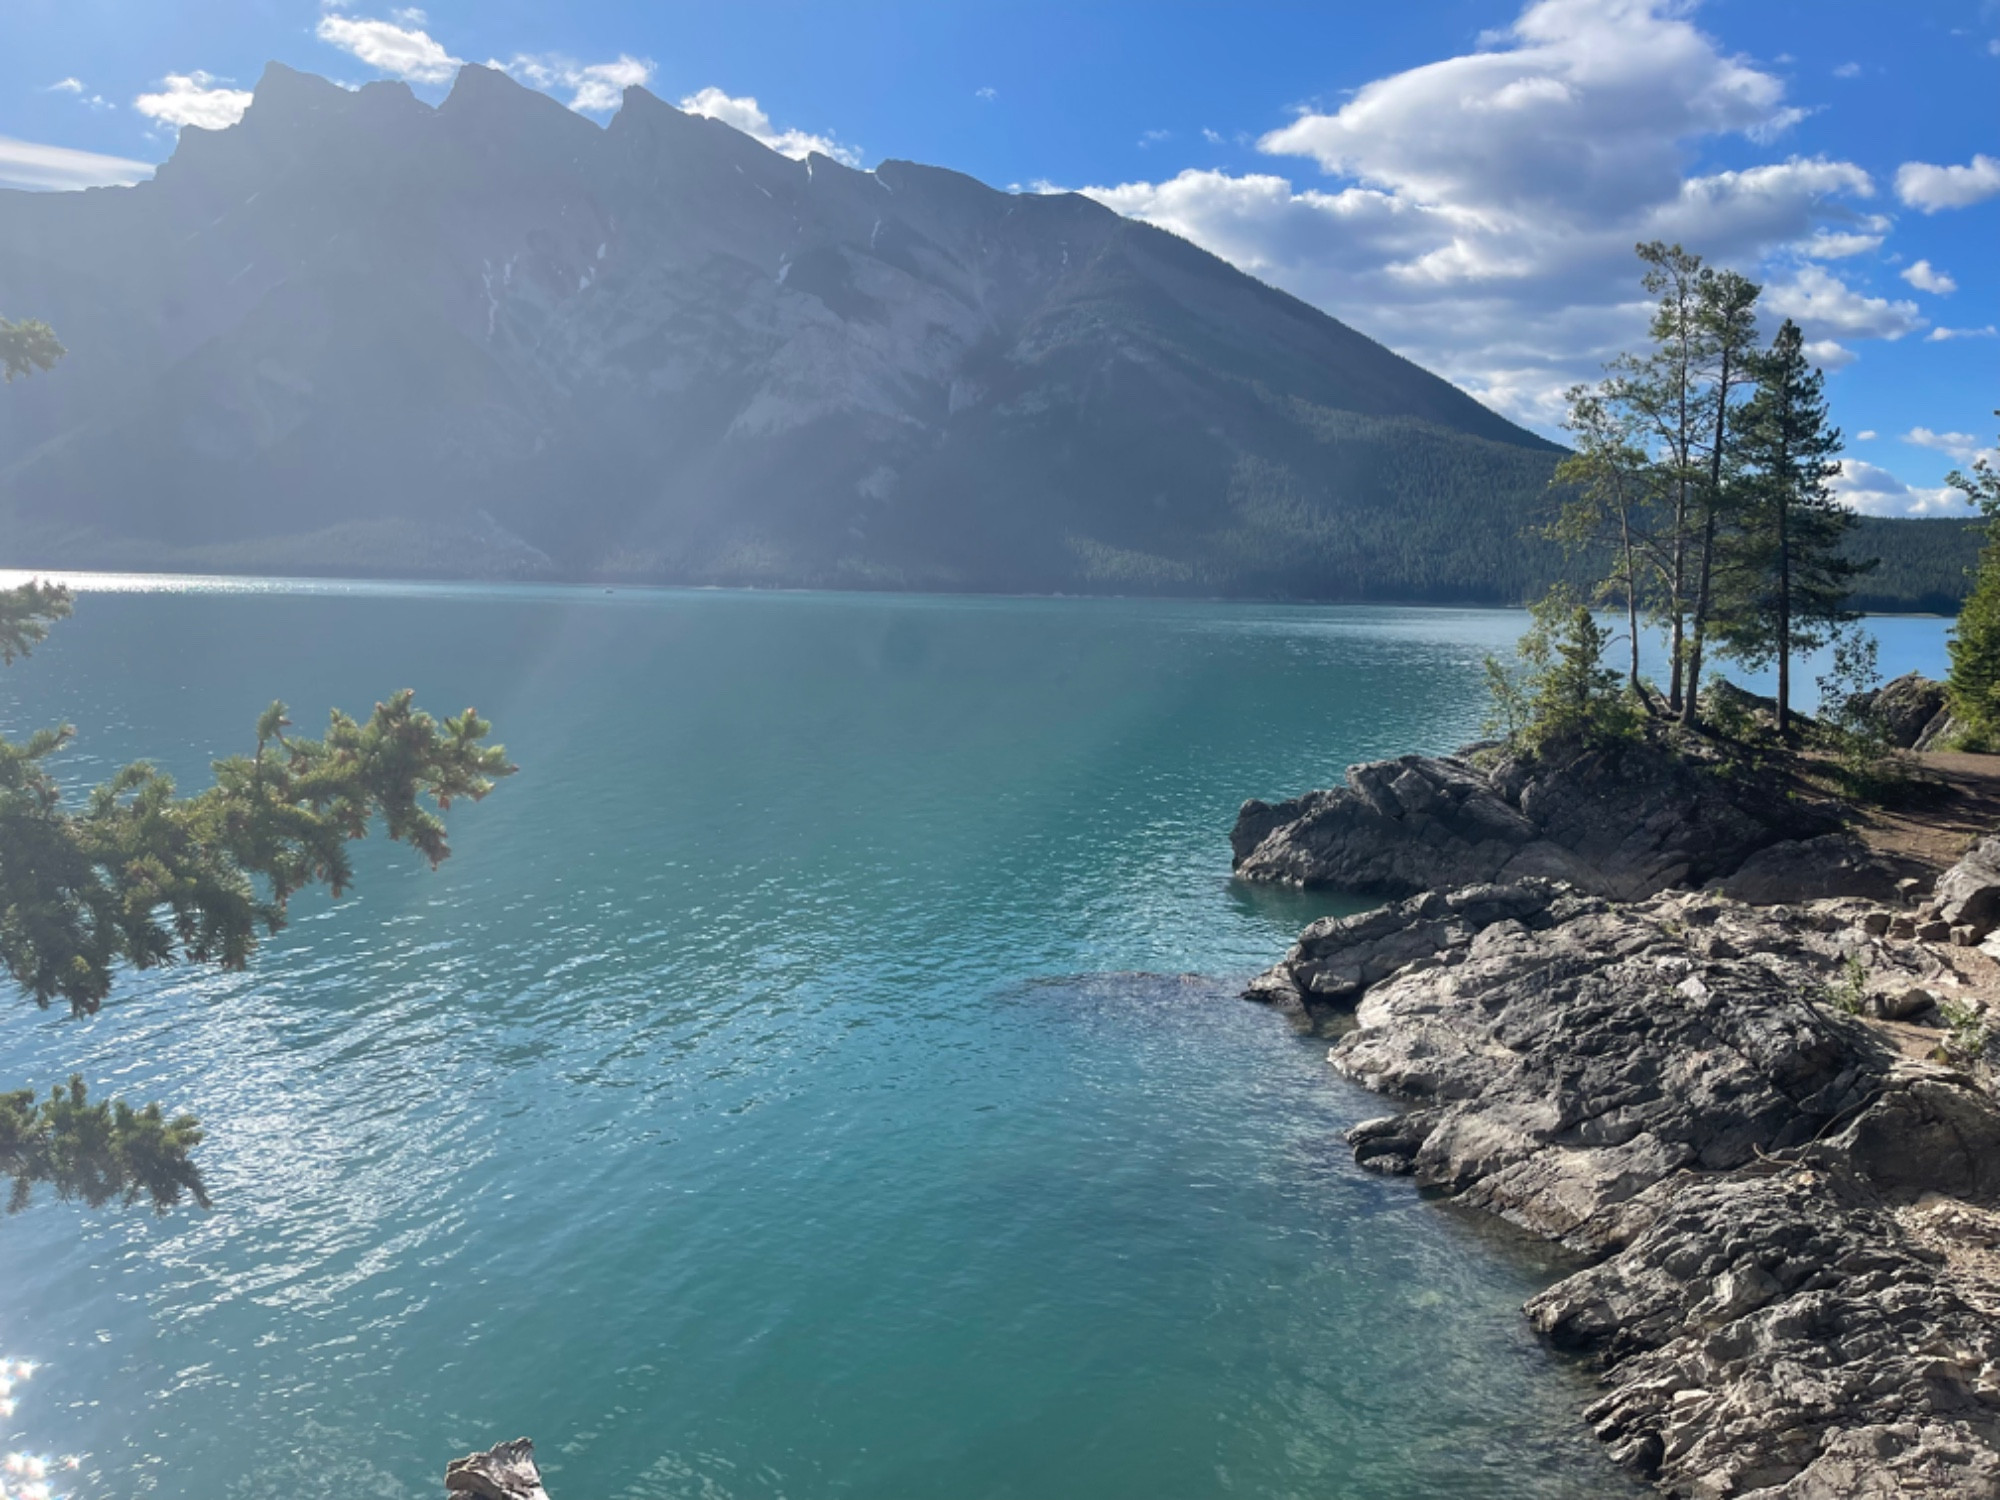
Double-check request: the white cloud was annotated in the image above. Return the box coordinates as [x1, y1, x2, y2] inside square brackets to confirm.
[1901, 259, 1958, 294]
[1258, 0, 1797, 220]
[1856, 430, 1878, 441]
[1763, 264, 1924, 344]
[1906, 428, 2000, 465]
[1797, 222, 1888, 258]
[975, 86, 997, 102]
[679, 87, 860, 166]
[1202, 127, 1223, 145]
[1830, 459, 1968, 517]
[1138, 128, 1172, 148]
[1927, 324, 1999, 342]
[1077, 0, 1890, 427]
[1802, 338, 1857, 372]
[498, 54, 653, 113]
[1895, 153, 2000, 212]
[133, 72, 253, 131]
[315, 14, 461, 86]
[49, 78, 116, 112]
[1832, 62, 1861, 79]
[0, 135, 154, 190]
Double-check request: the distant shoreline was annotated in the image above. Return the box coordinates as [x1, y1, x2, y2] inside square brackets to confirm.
[0, 564, 1960, 618]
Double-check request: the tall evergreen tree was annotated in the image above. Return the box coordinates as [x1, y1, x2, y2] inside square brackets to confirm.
[1945, 413, 2000, 744]
[1680, 266, 1763, 728]
[1607, 242, 1709, 714]
[1712, 320, 1866, 734]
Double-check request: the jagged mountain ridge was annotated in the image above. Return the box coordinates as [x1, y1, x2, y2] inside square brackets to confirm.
[0, 61, 1570, 594]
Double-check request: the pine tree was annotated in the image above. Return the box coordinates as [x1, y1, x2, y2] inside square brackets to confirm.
[1714, 320, 1868, 734]
[1946, 413, 2000, 744]
[1486, 587, 1637, 755]
[0, 325, 515, 1216]
[0, 582, 516, 1215]
[1606, 243, 1709, 714]
[1680, 266, 1763, 728]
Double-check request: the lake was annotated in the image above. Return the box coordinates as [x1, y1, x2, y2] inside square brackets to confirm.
[0, 578, 1952, 1499]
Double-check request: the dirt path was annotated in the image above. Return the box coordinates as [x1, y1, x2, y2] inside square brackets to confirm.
[1849, 751, 2000, 871]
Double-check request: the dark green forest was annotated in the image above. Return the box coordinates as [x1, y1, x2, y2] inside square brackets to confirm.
[1842, 515, 1984, 614]
[1059, 406, 1982, 613]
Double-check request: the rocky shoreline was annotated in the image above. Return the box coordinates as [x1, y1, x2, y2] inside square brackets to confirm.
[1229, 737, 1927, 905]
[1241, 736, 2000, 1496]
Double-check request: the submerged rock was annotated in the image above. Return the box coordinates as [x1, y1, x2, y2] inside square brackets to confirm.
[1247, 880, 2000, 1495]
[1231, 740, 1833, 902]
[446, 1440, 550, 1500]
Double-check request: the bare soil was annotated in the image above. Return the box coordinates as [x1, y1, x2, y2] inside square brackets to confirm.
[1846, 750, 2000, 871]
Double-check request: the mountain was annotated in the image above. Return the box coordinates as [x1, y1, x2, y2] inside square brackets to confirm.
[0, 64, 1974, 607]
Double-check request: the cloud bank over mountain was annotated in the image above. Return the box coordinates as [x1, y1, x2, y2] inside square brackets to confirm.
[1079, 0, 1930, 430]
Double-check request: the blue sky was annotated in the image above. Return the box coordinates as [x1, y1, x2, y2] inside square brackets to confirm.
[1, 0, 1996, 514]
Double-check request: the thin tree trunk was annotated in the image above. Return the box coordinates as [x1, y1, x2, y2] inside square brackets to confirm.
[1668, 477, 1688, 712]
[1776, 436, 1792, 736]
[1619, 508, 1643, 700]
[1681, 344, 1738, 729]
[1683, 498, 1718, 726]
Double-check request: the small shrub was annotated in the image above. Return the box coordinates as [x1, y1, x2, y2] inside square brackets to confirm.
[1814, 626, 1914, 800]
[1703, 679, 1758, 745]
[1936, 997, 1991, 1067]
[1830, 956, 1868, 1016]
[1486, 588, 1640, 757]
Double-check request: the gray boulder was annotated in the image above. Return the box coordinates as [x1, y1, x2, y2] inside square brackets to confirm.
[1327, 897, 1925, 1248]
[1244, 877, 1592, 1027]
[1231, 740, 1833, 901]
[1708, 832, 1915, 906]
[1862, 672, 1949, 748]
[1915, 708, 1969, 752]
[1933, 834, 2000, 940]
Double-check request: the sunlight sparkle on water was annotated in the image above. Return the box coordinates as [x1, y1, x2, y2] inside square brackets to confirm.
[1, 1360, 79, 1500]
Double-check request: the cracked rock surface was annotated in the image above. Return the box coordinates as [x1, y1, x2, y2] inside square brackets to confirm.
[1248, 880, 2000, 1497]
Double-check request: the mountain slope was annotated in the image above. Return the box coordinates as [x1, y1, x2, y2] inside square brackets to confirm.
[0, 64, 1704, 598]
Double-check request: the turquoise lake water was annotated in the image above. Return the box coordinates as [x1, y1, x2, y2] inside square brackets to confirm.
[0, 579, 1953, 1500]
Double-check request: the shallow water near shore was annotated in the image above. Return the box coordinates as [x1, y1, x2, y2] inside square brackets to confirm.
[0, 580, 1949, 1499]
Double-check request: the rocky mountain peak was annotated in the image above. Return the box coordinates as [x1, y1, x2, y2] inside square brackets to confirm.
[0, 64, 1565, 596]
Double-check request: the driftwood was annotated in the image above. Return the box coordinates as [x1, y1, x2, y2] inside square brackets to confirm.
[444, 1439, 550, 1500]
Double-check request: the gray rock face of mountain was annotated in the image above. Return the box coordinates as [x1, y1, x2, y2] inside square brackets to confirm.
[0, 63, 1560, 590]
